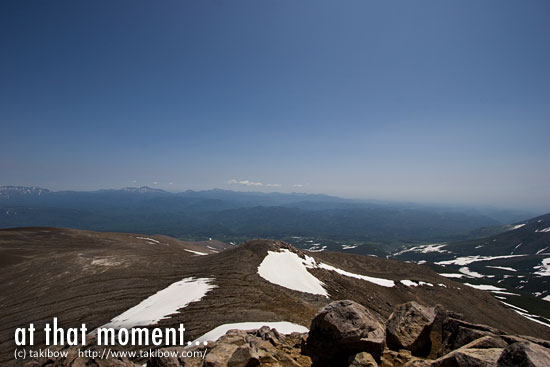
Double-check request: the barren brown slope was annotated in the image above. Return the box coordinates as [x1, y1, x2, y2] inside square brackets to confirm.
[1, 229, 548, 366]
[0, 227, 229, 365]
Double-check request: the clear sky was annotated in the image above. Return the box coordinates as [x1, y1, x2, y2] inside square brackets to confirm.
[1, 1, 549, 210]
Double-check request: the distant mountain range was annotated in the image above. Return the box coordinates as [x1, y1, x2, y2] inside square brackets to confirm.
[0, 186, 538, 249]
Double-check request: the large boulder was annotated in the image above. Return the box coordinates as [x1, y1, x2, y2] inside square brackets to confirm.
[386, 302, 436, 357]
[430, 305, 464, 357]
[459, 336, 509, 350]
[497, 341, 550, 367]
[302, 300, 386, 366]
[440, 318, 505, 355]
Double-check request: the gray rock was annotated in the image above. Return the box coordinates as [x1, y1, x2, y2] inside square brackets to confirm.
[432, 348, 503, 367]
[255, 325, 284, 346]
[440, 318, 505, 355]
[381, 348, 414, 367]
[501, 335, 550, 350]
[431, 305, 464, 358]
[302, 300, 386, 366]
[460, 336, 509, 350]
[497, 341, 550, 367]
[386, 301, 436, 357]
[349, 352, 379, 367]
[402, 360, 433, 367]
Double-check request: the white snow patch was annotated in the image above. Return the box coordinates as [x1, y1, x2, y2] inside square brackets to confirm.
[307, 245, 327, 252]
[459, 267, 484, 278]
[102, 277, 216, 329]
[184, 249, 209, 256]
[394, 244, 448, 256]
[512, 310, 550, 328]
[486, 266, 516, 272]
[511, 243, 523, 255]
[543, 295, 550, 302]
[400, 280, 433, 287]
[500, 303, 550, 329]
[317, 262, 395, 288]
[536, 247, 549, 255]
[436, 254, 527, 266]
[534, 258, 550, 276]
[492, 290, 520, 296]
[257, 250, 328, 296]
[500, 301, 528, 313]
[195, 322, 309, 343]
[417, 260, 426, 265]
[535, 227, 550, 233]
[464, 283, 506, 291]
[258, 249, 396, 295]
[439, 273, 466, 278]
[135, 236, 161, 244]
[342, 244, 358, 250]
[509, 224, 525, 230]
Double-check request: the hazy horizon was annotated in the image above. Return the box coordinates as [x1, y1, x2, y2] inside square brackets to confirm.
[1, 1, 549, 211]
[1, 183, 546, 214]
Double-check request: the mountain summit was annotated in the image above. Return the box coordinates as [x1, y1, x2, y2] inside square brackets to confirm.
[0, 186, 50, 198]
[118, 186, 168, 193]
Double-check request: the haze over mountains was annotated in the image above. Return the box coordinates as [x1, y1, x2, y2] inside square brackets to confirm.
[0, 186, 536, 250]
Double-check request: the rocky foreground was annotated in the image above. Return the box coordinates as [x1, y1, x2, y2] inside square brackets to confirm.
[25, 300, 550, 367]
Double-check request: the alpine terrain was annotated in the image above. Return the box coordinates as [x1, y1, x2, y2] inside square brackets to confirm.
[1, 227, 549, 366]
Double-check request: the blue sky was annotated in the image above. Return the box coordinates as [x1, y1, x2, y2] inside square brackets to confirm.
[1, 1, 549, 210]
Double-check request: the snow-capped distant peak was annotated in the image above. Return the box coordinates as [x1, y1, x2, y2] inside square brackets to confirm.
[120, 186, 166, 193]
[0, 186, 50, 198]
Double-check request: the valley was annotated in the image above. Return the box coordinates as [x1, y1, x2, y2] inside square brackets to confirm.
[0, 186, 532, 250]
[391, 213, 550, 327]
